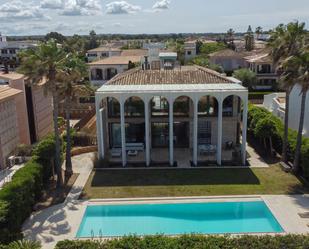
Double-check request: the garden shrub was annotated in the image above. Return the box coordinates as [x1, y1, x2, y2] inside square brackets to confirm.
[0, 159, 43, 243]
[248, 104, 309, 177]
[32, 134, 64, 182]
[55, 235, 309, 249]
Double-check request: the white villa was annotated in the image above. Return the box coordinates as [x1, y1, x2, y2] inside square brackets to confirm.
[95, 65, 248, 168]
[264, 85, 309, 137]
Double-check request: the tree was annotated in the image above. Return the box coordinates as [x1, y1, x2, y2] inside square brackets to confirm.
[85, 30, 99, 50]
[63, 34, 87, 55]
[268, 21, 306, 164]
[196, 40, 203, 54]
[255, 26, 263, 40]
[291, 50, 309, 172]
[57, 53, 87, 180]
[45, 32, 66, 43]
[254, 115, 278, 154]
[233, 68, 257, 90]
[227, 28, 235, 42]
[18, 40, 66, 188]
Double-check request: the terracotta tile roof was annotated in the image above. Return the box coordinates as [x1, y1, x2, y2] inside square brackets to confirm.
[120, 49, 148, 56]
[87, 47, 122, 53]
[106, 66, 234, 85]
[209, 49, 244, 58]
[0, 86, 22, 102]
[88, 56, 142, 66]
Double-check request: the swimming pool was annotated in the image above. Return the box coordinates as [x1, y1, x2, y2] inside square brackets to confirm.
[76, 201, 283, 237]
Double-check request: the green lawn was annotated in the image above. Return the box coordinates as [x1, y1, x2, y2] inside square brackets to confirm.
[82, 165, 308, 199]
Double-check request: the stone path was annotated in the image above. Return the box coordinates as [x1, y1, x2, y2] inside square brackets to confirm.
[22, 153, 94, 249]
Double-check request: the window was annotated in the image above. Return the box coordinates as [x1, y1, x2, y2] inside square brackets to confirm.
[257, 64, 271, 74]
[187, 51, 192, 55]
[198, 121, 211, 145]
[107, 98, 120, 117]
[109, 123, 121, 148]
[223, 96, 234, 116]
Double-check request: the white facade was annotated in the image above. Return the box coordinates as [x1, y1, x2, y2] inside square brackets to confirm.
[96, 83, 248, 167]
[263, 85, 309, 137]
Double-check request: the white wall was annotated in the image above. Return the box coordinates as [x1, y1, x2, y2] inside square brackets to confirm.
[288, 84, 309, 137]
[263, 85, 309, 137]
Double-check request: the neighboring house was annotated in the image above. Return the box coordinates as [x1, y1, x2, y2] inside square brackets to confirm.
[0, 39, 37, 71]
[0, 72, 53, 145]
[0, 86, 22, 169]
[209, 49, 246, 73]
[245, 53, 278, 90]
[95, 65, 248, 168]
[86, 47, 122, 62]
[263, 85, 309, 137]
[58, 85, 95, 119]
[88, 55, 142, 86]
[184, 41, 197, 62]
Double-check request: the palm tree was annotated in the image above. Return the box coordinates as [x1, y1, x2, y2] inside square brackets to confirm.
[18, 40, 66, 188]
[227, 28, 235, 42]
[268, 21, 306, 163]
[290, 50, 309, 172]
[57, 53, 87, 180]
[255, 26, 263, 40]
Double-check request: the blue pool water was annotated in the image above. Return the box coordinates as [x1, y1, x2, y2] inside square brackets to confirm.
[76, 201, 283, 237]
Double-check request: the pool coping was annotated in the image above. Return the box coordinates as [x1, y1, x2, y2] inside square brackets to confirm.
[77, 195, 287, 239]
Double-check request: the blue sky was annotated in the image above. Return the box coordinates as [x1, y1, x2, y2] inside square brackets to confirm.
[0, 0, 309, 35]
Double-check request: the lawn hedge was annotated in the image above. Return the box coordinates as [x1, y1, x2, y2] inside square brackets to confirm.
[0, 135, 60, 243]
[0, 159, 43, 243]
[55, 235, 309, 249]
[248, 104, 309, 176]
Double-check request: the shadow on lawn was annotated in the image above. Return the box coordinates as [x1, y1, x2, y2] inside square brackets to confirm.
[90, 168, 260, 187]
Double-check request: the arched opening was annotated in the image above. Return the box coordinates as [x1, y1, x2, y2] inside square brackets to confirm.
[124, 96, 145, 164]
[173, 96, 194, 167]
[125, 96, 144, 117]
[150, 96, 170, 164]
[197, 95, 218, 164]
[222, 95, 243, 164]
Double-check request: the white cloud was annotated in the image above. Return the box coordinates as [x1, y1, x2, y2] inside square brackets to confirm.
[153, 0, 170, 10]
[0, 1, 49, 21]
[106, 1, 141, 14]
[40, 0, 63, 9]
[40, 0, 102, 16]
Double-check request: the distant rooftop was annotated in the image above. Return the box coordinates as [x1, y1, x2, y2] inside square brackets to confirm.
[121, 49, 148, 57]
[106, 65, 235, 86]
[88, 55, 141, 66]
[87, 47, 122, 53]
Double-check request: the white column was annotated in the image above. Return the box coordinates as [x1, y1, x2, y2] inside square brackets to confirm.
[169, 98, 174, 166]
[144, 99, 150, 166]
[193, 100, 198, 166]
[120, 100, 127, 167]
[95, 96, 104, 159]
[242, 99, 248, 166]
[217, 99, 223, 166]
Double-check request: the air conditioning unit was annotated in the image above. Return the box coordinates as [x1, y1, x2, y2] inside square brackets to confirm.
[8, 156, 15, 167]
[14, 156, 24, 164]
